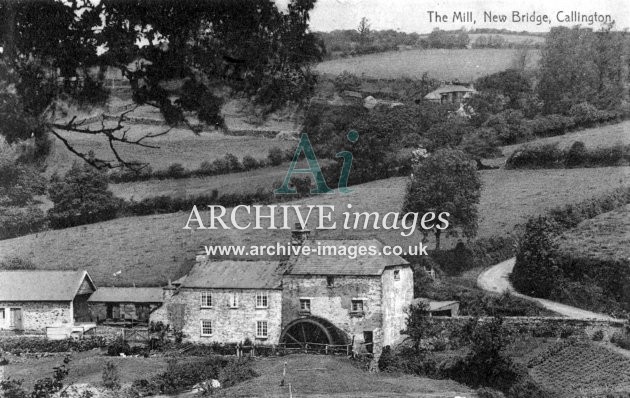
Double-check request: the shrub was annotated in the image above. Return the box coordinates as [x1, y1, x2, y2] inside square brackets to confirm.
[267, 147, 285, 166]
[48, 161, 122, 229]
[333, 71, 361, 93]
[165, 163, 189, 179]
[610, 332, 630, 350]
[102, 361, 120, 390]
[591, 330, 604, 341]
[224, 153, 242, 172]
[0, 256, 35, 270]
[242, 155, 259, 171]
[106, 339, 131, 356]
[505, 143, 564, 169]
[477, 387, 506, 398]
[565, 141, 587, 168]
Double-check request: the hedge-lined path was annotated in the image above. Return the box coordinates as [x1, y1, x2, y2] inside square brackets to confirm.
[477, 257, 621, 321]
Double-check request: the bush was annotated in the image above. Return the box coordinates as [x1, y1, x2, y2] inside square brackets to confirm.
[48, 161, 122, 229]
[565, 141, 587, 168]
[610, 332, 630, 350]
[102, 361, 120, 390]
[505, 143, 564, 169]
[0, 256, 35, 270]
[0, 337, 106, 354]
[164, 163, 189, 179]
[333, 71, 361, 93]
[592, 330, 604, 341]
[477, 387, 506, 398]
[242, 155, 259, 171]
[224, 153, 242, 172]
[267, 147, 285, 166]
[106, 339, 131, 356]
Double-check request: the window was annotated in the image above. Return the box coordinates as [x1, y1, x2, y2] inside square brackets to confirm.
[394, 270, 400, 280]
[200, 291, 212, 308]
[256, 321, 268, 338]
[326, 276, 334, 286]
[201, 320, 212, 336]
[299, 299, 311, 312]
[351, 300, 364, 313]
[0, 308, 4, 322]
[256, 292, 268, 308]
[229, 293, 239, 308]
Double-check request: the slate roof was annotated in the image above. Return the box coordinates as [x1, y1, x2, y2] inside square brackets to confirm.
[287, 239, 409, 276]
[414, 298, 460, 312]
[180, 260, 283, 290]
[88, 287, 163, 303]
[424, 85, 476, 100]
[0, 270, 95, 301]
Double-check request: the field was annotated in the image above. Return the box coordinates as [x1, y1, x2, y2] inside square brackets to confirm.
[1, 166, 627, 286]
[3, 352, 474, 397]
[3, 351, 167, 390]
[315, 48, 540, 81]
[528, 341, 630, 396]
[47, 128, 295, 177]
[500, 120, 630, 158]
[216, 354, 474, 398]
[556, 204, 630, 261]
[467, 33, 545, 45]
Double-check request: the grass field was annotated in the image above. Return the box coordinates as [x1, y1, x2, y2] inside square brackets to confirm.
[47, 128, 295, 176]
[216, 354, 474, 397]
[1, 166, 627, 286]
[556, 204, 630, 261]
[315, 48, 540, 81]
[4, 352, 474, 397]
[4, 351, 168, 390]
[500, 120, 630, 159]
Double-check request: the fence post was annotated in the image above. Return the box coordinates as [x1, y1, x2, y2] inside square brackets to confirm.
[325, 344, 328, 355]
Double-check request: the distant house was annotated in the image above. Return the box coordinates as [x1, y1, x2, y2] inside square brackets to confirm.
[424, 84, 476, 105]
[414, 298, 460, 317]
[88, 287, 163, 324]
[0, 270, 96, 333]
[152, 260, 285, 343]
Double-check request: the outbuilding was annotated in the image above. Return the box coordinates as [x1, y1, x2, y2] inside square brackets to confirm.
[0, 270, 96, 333]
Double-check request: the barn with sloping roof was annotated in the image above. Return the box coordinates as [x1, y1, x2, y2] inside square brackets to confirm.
[0, 270, 96, 333]
[423, 84, 476, 104]
[88, 287, 164, 325]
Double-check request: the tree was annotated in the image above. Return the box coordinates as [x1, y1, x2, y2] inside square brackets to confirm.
[537, 25, 626, 114]
[0, 0, 324, 170]
[403, 149, 481, 249]
[402, 301, 435, 353]
[0, 139, 47, 239]
[47, 160, 122, 228]
[511, 216, 562, 298]
[357, 17, 371, 46]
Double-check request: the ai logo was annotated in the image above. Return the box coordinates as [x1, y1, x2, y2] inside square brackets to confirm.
[274, 131, 359, 195]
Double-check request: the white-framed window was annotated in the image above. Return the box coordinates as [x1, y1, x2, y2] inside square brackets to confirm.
[229, 293, 239, 308]
[200, 320, 212, 336]
[351, 299, 364, 313]
[256, 292, 268, 308]
[256, 320, 268, 338]
[200, 291, 212, 308]
[299, 298, 311, 312]
[394, 270, 400, 280]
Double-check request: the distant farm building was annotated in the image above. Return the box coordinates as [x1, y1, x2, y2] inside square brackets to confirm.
[424, 83, 476, 105]
[0, 270, 95, 333]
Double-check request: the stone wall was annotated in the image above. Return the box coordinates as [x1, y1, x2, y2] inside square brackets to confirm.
[381, 266, 414, 347]
[153, 288, 282, 343]
[0, 301, 73, 333]
[281, 275, 383, 353]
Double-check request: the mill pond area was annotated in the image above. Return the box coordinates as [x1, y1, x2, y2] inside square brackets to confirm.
[1, 6, 630, 398]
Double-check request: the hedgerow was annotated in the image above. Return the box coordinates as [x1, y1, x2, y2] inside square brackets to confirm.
[506, 141, 630, 169]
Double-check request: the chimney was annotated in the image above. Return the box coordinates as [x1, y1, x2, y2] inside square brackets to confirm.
[291, 223, 310, 245]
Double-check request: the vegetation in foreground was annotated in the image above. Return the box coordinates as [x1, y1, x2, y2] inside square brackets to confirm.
[511, 191, 630, 318]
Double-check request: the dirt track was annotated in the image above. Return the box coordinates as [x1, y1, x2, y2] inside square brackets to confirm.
[477, 257, 621, 321]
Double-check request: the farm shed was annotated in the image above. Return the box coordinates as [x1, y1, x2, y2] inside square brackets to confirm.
[0, 270, 96, 333]
[414, 298, 460, 317]
[423, 84, 476, 104]
[88, 287, 163, 324]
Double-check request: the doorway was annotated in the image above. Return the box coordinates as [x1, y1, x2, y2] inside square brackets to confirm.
[9, 308, 23, 330]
